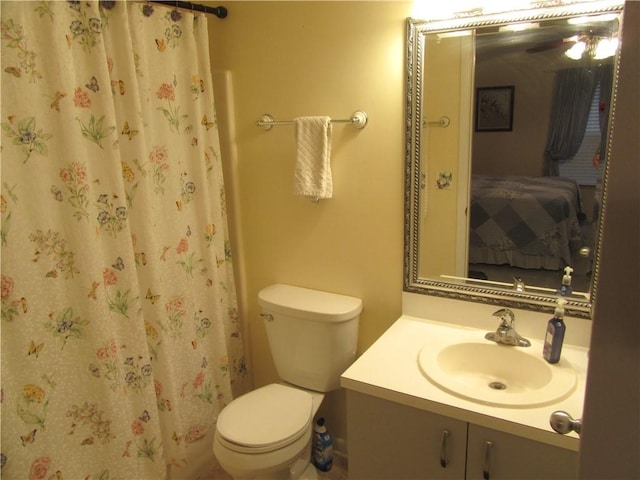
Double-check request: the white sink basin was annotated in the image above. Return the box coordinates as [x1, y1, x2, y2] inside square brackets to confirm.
[418, 338, 577, 408]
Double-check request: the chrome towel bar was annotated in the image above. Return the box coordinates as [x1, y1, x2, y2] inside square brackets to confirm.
[423, 116, 451, 128]
[256, 110, 368, 131]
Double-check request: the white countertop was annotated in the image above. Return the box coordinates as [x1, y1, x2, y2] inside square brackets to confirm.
[341, 314, 588, 452]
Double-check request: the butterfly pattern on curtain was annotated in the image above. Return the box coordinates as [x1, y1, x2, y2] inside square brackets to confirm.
[0, 2, 248, 479]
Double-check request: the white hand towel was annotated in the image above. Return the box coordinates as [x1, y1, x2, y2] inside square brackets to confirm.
[294, 116, 333, 201]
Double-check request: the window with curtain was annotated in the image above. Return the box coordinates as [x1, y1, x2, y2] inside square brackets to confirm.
[558, 83, 607, 186]
[543, 64, 613, 178]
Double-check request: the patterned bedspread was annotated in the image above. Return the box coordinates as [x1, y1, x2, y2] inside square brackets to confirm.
[469, 175, 583, 270]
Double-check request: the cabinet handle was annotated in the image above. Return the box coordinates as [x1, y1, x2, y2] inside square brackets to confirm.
[482, 441, 493, 480]
[439, 429, 450, 468]
[550, 410, 582, 436]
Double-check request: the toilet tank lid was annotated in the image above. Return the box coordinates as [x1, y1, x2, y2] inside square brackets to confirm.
[258, 284, 363, 322]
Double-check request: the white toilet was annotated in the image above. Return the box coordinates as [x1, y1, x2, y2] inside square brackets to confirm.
[213, 284, 362, 480]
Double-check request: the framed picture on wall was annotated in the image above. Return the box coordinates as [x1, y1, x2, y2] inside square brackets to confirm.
[475, 86, 514, 132]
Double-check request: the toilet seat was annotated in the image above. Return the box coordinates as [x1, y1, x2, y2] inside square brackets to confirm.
[216, 384, 313, 454]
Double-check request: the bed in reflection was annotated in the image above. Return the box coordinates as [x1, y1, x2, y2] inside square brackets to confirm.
[469, 174, 585, 272]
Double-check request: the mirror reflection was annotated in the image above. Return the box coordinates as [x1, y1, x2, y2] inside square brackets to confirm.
[405, 3, 623, 317]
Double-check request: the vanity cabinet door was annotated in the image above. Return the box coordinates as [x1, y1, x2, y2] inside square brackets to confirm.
[466, 424, 578, 480]
[346, 390, 467, 479]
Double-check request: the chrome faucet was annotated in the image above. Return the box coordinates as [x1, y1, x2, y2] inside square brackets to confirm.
[485, 308, 531, 347]
[513, 277, 525, 292]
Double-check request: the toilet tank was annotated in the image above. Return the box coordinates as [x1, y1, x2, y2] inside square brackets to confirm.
[258, 284, 362, 392]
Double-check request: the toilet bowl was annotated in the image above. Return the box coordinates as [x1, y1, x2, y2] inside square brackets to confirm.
[213, 284, 362, 480]
[213, 384, 324, 479]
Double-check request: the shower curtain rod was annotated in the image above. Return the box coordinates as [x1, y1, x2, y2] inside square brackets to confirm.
[149, 0, 227, 18]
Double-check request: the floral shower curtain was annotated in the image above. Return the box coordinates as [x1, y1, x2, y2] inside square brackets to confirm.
[0, 2, 248, 479]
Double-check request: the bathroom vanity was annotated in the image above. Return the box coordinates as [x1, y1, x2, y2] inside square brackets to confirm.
[367, 1, 619, 477]
[341, 296, 589, 479]
[346, 392, 578, 479]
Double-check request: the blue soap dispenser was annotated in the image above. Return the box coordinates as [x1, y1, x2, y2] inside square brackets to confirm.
[543, 298, 567, 364]
[557, 266, 574, 297]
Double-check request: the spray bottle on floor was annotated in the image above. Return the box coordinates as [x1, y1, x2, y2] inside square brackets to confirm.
[313, 417, 333, 472]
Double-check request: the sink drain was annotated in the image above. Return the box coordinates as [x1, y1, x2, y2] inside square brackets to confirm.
[489, 381, 507, 390]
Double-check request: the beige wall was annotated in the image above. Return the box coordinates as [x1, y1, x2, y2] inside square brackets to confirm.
[473, 49, 557, 176]
[209, 1, 411, 444]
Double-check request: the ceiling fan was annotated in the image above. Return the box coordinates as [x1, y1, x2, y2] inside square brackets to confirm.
[526, 33, 618, 59]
